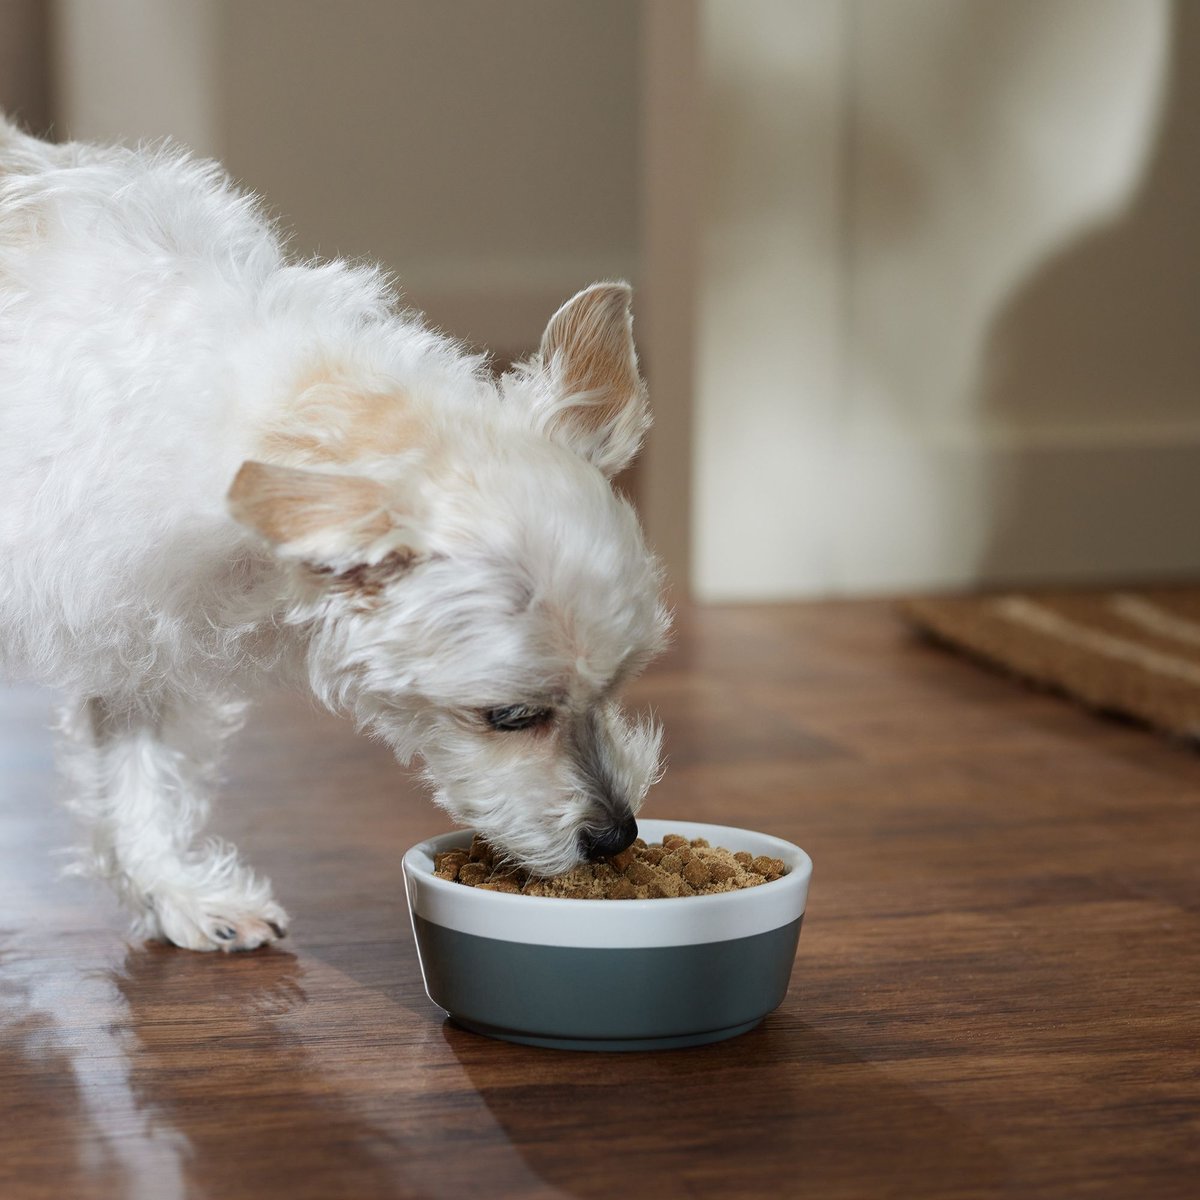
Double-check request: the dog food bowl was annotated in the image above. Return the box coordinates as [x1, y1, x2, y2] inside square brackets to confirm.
[402, 819, 812, 1051]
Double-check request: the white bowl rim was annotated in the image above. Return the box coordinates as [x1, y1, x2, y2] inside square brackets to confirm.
[403, 818, 812, 949]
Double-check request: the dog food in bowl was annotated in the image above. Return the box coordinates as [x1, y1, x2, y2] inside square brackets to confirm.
[403, 819, 812, 1051]
[436, 833, 787, 898]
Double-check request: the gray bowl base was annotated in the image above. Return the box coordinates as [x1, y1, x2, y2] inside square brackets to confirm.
[448, 1015, 766, 1052]
[414, 916, 802, 1053]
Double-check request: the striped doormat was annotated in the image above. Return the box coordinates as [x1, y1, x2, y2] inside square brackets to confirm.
[902, 588, 1200, 741]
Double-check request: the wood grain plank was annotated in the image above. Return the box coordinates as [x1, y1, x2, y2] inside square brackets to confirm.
[0, 602, 1197, 1199]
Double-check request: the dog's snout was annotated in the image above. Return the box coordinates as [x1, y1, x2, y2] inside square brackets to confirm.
[581, 814, 638, 861]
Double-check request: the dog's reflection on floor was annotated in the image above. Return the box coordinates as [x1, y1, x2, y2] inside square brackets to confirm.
[3, 930, 1001, 1200]
[101, 941, 562, 1199]
[0, 933, 195, 1199]
[104, 943, 415, 1200]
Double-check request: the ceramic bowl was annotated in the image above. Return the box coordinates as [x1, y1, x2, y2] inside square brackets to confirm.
[402, 818, 812, 1051]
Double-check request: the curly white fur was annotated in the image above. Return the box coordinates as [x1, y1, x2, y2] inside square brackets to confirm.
[0, 116, 669, 950]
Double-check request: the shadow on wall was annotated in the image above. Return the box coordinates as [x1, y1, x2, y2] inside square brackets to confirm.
[841, 0, 1190, 593]
[0, 0, 52, 134]
[978, 0, 1200, 583]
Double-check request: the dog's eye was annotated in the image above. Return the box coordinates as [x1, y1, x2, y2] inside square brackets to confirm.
[484, 704, 553, 732]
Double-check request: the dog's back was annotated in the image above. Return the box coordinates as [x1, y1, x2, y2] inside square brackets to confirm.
[0, 117, 495, 703]
[0, 117, 289, 696]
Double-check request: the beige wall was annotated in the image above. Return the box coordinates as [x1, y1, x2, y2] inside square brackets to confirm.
[46, 1, 1200, 600]
[0, 0, 52, 133]
[53, 0, 640, 352]
[680, 0, 1200, 600]
[639, 0, 700, 596]
[54, 0, 220, 156]
[690, 0, 847, 600]
[219, 0, 640, 352]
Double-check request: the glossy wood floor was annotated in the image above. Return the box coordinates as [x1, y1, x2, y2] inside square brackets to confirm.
[2, 602, 1198, 1199]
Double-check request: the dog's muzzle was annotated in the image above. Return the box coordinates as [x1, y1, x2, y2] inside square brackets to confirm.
[580, 814, 638, 861]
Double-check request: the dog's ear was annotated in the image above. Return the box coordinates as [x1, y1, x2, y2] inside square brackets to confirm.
[535, 281, 649, 477]
[227, 461, 417, 573]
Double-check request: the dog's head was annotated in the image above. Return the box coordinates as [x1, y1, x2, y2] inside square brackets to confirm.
[228, 282, 670, 874]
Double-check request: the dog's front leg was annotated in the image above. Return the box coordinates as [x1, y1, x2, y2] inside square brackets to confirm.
[56, 694, 287, 951]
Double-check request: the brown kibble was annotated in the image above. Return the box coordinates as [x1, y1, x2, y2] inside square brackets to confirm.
[649, 873, 685, 897]
[608, 847, 636, 873]
[747, 857, 774, 875]
[458, 861, 489, 886]
[433, 849, 469, 880]
[659, 851, 686, 875]
[626, 860, 657, 886]
[488, 874, 523, 893]
[447, 833, 787, 899]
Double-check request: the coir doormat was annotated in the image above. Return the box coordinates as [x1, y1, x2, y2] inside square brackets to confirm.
[902, 588, 1200, 741]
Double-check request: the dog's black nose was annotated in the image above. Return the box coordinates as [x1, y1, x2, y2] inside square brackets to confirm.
[581, 815, 639, 861]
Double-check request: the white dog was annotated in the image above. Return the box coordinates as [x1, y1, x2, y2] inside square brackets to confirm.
[0, 116, 669, 951]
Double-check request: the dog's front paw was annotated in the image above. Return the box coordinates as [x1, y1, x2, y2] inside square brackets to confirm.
[137, 890, 289, 952]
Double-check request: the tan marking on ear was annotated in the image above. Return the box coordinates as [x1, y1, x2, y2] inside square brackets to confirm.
[260, 364, 427, 466]
[228, 460, 393, 548]
[540, 283, 641, 434]
[303, 548, 418, 608]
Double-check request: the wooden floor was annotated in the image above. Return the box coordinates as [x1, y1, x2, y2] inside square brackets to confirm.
[1, 602, 1197, 1199]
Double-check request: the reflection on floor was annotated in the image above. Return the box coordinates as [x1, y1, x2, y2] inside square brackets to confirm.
[1, 603, 1197, 1199]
